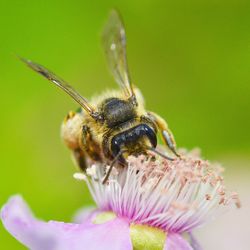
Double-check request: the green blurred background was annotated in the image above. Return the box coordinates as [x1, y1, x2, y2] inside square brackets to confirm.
[0, 0, 249, 249]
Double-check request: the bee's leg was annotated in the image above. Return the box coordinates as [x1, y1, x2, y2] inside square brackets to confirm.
[61, 110, 102, 171]
[61, 110, 88, 172]
[81, 125, 102, 163]
[148, 111, 180, 158]
[72, 148, 88, 172]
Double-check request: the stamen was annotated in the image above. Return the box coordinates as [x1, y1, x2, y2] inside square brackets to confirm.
[86, 165, 97, 177]
[74, 149, 240, 233]
[73, 172, 87, 181]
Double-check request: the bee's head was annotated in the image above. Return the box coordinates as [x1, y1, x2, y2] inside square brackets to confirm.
[109, 124, 157, 160]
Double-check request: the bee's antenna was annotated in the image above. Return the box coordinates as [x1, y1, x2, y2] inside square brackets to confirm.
[102, 150, 126, 184]
[147, 147, 175, 161]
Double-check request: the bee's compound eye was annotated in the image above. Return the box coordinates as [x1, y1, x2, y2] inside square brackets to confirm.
[144, 125, 157, 148]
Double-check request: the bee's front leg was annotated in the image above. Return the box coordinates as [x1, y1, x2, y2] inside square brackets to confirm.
[148, 111, 180, 158]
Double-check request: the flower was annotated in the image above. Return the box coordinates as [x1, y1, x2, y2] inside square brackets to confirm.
[1, 149, 240, 250]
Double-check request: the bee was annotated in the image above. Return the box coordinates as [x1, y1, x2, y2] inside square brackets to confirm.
[20, 10, 180, 183]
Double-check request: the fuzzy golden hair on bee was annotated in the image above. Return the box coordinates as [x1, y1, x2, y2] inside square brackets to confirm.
[20, 10, 180, 184]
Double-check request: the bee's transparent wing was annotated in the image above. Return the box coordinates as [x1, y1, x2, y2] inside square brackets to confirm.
[102, 10, 135, 99]
[20, 58, 98, 118]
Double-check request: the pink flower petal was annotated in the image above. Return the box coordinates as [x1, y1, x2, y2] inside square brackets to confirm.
[188, 232, 203, 250]
[72, 206, 96, 223]
[1, 195, 133, 250]
[164, 233, 193, 250]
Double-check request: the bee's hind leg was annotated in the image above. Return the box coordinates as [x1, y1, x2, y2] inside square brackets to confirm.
[148, 111, 180, 158]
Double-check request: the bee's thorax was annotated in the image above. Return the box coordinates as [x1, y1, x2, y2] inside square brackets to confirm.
[101, 98, 136, 128]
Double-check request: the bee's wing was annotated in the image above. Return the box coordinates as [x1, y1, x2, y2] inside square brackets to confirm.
[102, 10, 135, 99]
[20, 57, 99, 118]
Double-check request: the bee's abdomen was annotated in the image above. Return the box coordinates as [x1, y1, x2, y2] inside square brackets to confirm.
[101, 98, 136, 128]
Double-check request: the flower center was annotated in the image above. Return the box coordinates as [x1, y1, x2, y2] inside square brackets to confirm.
[130, 223, 166, 250]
